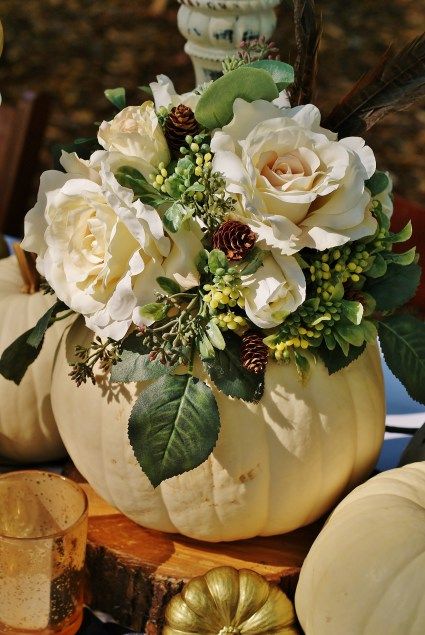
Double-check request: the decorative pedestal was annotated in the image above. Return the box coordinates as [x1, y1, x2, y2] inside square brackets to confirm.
[177, 0, 282, 84]
[82, 483, 321, 632]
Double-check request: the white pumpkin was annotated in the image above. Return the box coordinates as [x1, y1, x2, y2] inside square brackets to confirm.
[296, 462, 425, 635]
[0, 255, 67, 462]
[51, 318, 385, 542]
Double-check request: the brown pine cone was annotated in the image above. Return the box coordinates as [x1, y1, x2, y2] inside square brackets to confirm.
[164, 105, 200, 156]
[241, 330, 269, 374]
[213, 220, 257, 261]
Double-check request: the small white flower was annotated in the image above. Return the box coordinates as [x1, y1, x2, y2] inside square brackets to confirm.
[98, 101, 170, 180]
[241, 251, 306, 329]
[150, 74, 200, 111]
[22, 164, 171, 340]
[212, 99, 377, 254]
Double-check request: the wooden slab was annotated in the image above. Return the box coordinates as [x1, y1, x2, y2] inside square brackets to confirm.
[82, 484, 321, 632]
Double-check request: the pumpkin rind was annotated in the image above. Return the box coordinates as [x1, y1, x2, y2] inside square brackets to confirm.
[164, 566, 297, 635]
[0, 256, 67, 462]
[51, 317, 385, 541]
[295, 462, 425, 635]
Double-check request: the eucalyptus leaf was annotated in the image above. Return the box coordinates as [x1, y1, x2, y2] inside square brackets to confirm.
[318, 342, 366, 375]
[104, 87, 126, 110]
[247, 60, 294, 89]
[128, 374, 220, 487]
[204, 332, 264, 402]
[195, 66, 279, 129]
[365, 262, 421, 311]
[389, 221, 412, 244]
[379, 315, 425, 405]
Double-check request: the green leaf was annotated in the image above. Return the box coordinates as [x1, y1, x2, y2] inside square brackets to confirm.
[197, 333, 216, 361]
[206, 321, 226, 350]
[139, 85, 154, 98]
[195, 66, 279, 129]
[0, 329, 44, 385]
[26, 301, 68, 348]
[105, 87, 126, 110]
[318, 342, 366, 375]
[379, 315, 425, 404]
[388, 221, 412, 244]
[383, 247, 416, 266]
[52, 137, 101, 171]
[247, 60, 295, 89]
[340, 300, 363, 325]
[115, 166, 168, 207]
[367, 253, 387, 278]
[156, 276, 180, 295]
[240, 247, 265, 276]
[362, 320, 378, 343]
[366, 171, 390, 196]
[294, 350, 310, 378]
[163, 202, 191, 233]
[139, 303, 168, 323]
[336, 323, 366, 347]
[333, 330, 351, 355]
[110, 333, 173, 383]
[128, 374, 220, 487]
[204, 332, 264, 402]
[208, 249, 228, 274]
[196, 249, 209, 275]
[365, 262, 421, 311]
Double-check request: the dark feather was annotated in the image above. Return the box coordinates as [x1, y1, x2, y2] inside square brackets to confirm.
[323, 33, 425, 137]
[289, 0, 322, 106]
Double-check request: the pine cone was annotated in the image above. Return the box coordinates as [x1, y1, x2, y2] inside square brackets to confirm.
[213, 221, 257, 261]
[164, 105, 200, 156]
[241, 330, 269, 374]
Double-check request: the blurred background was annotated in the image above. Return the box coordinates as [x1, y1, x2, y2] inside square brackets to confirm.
[0, 0, 424, 207]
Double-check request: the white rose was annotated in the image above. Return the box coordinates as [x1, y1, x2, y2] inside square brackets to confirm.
[242, 251, 306, 329]
[150, 74, 200, 111]
[98, 101, 170, 180]
[22, 165, 171, 340]
[212, 99, 377, 254]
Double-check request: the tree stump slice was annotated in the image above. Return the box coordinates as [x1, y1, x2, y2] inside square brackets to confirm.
[82, 484, 321, 632]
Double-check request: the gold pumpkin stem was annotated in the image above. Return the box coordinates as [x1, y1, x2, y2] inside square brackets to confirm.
[13, 243, 40, 294]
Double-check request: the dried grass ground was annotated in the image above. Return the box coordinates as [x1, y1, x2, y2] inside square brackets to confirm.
[0, 0, 423, 204]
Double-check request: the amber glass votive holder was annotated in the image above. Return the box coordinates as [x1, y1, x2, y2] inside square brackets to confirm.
[0, 471, 88, 635]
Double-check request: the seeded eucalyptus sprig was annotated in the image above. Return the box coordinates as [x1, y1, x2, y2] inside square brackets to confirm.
[70, 337, 122, 386]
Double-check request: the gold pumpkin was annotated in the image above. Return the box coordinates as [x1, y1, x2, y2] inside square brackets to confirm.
[164, 566, 298, 635]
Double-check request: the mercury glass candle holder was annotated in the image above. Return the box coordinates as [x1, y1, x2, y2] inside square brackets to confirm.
[0, 471, 88, 635]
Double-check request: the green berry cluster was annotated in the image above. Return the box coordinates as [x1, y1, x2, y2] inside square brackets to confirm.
[203, 266, 245, 311]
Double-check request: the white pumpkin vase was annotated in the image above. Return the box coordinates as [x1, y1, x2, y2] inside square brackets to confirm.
[51, 318, 385, 542]
[177, 0, 282, 84]
[0, 256, 67, 462]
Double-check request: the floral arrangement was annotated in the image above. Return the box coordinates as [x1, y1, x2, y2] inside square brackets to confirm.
[1, 5, 424, 488]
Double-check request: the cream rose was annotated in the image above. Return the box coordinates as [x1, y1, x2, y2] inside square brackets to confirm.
[212, 100, 378, 254]
[98, 101, 170, 180]
[150, 74, 200, 112]
[22, 165, 171, 340]
[241, 251, 306, 329]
